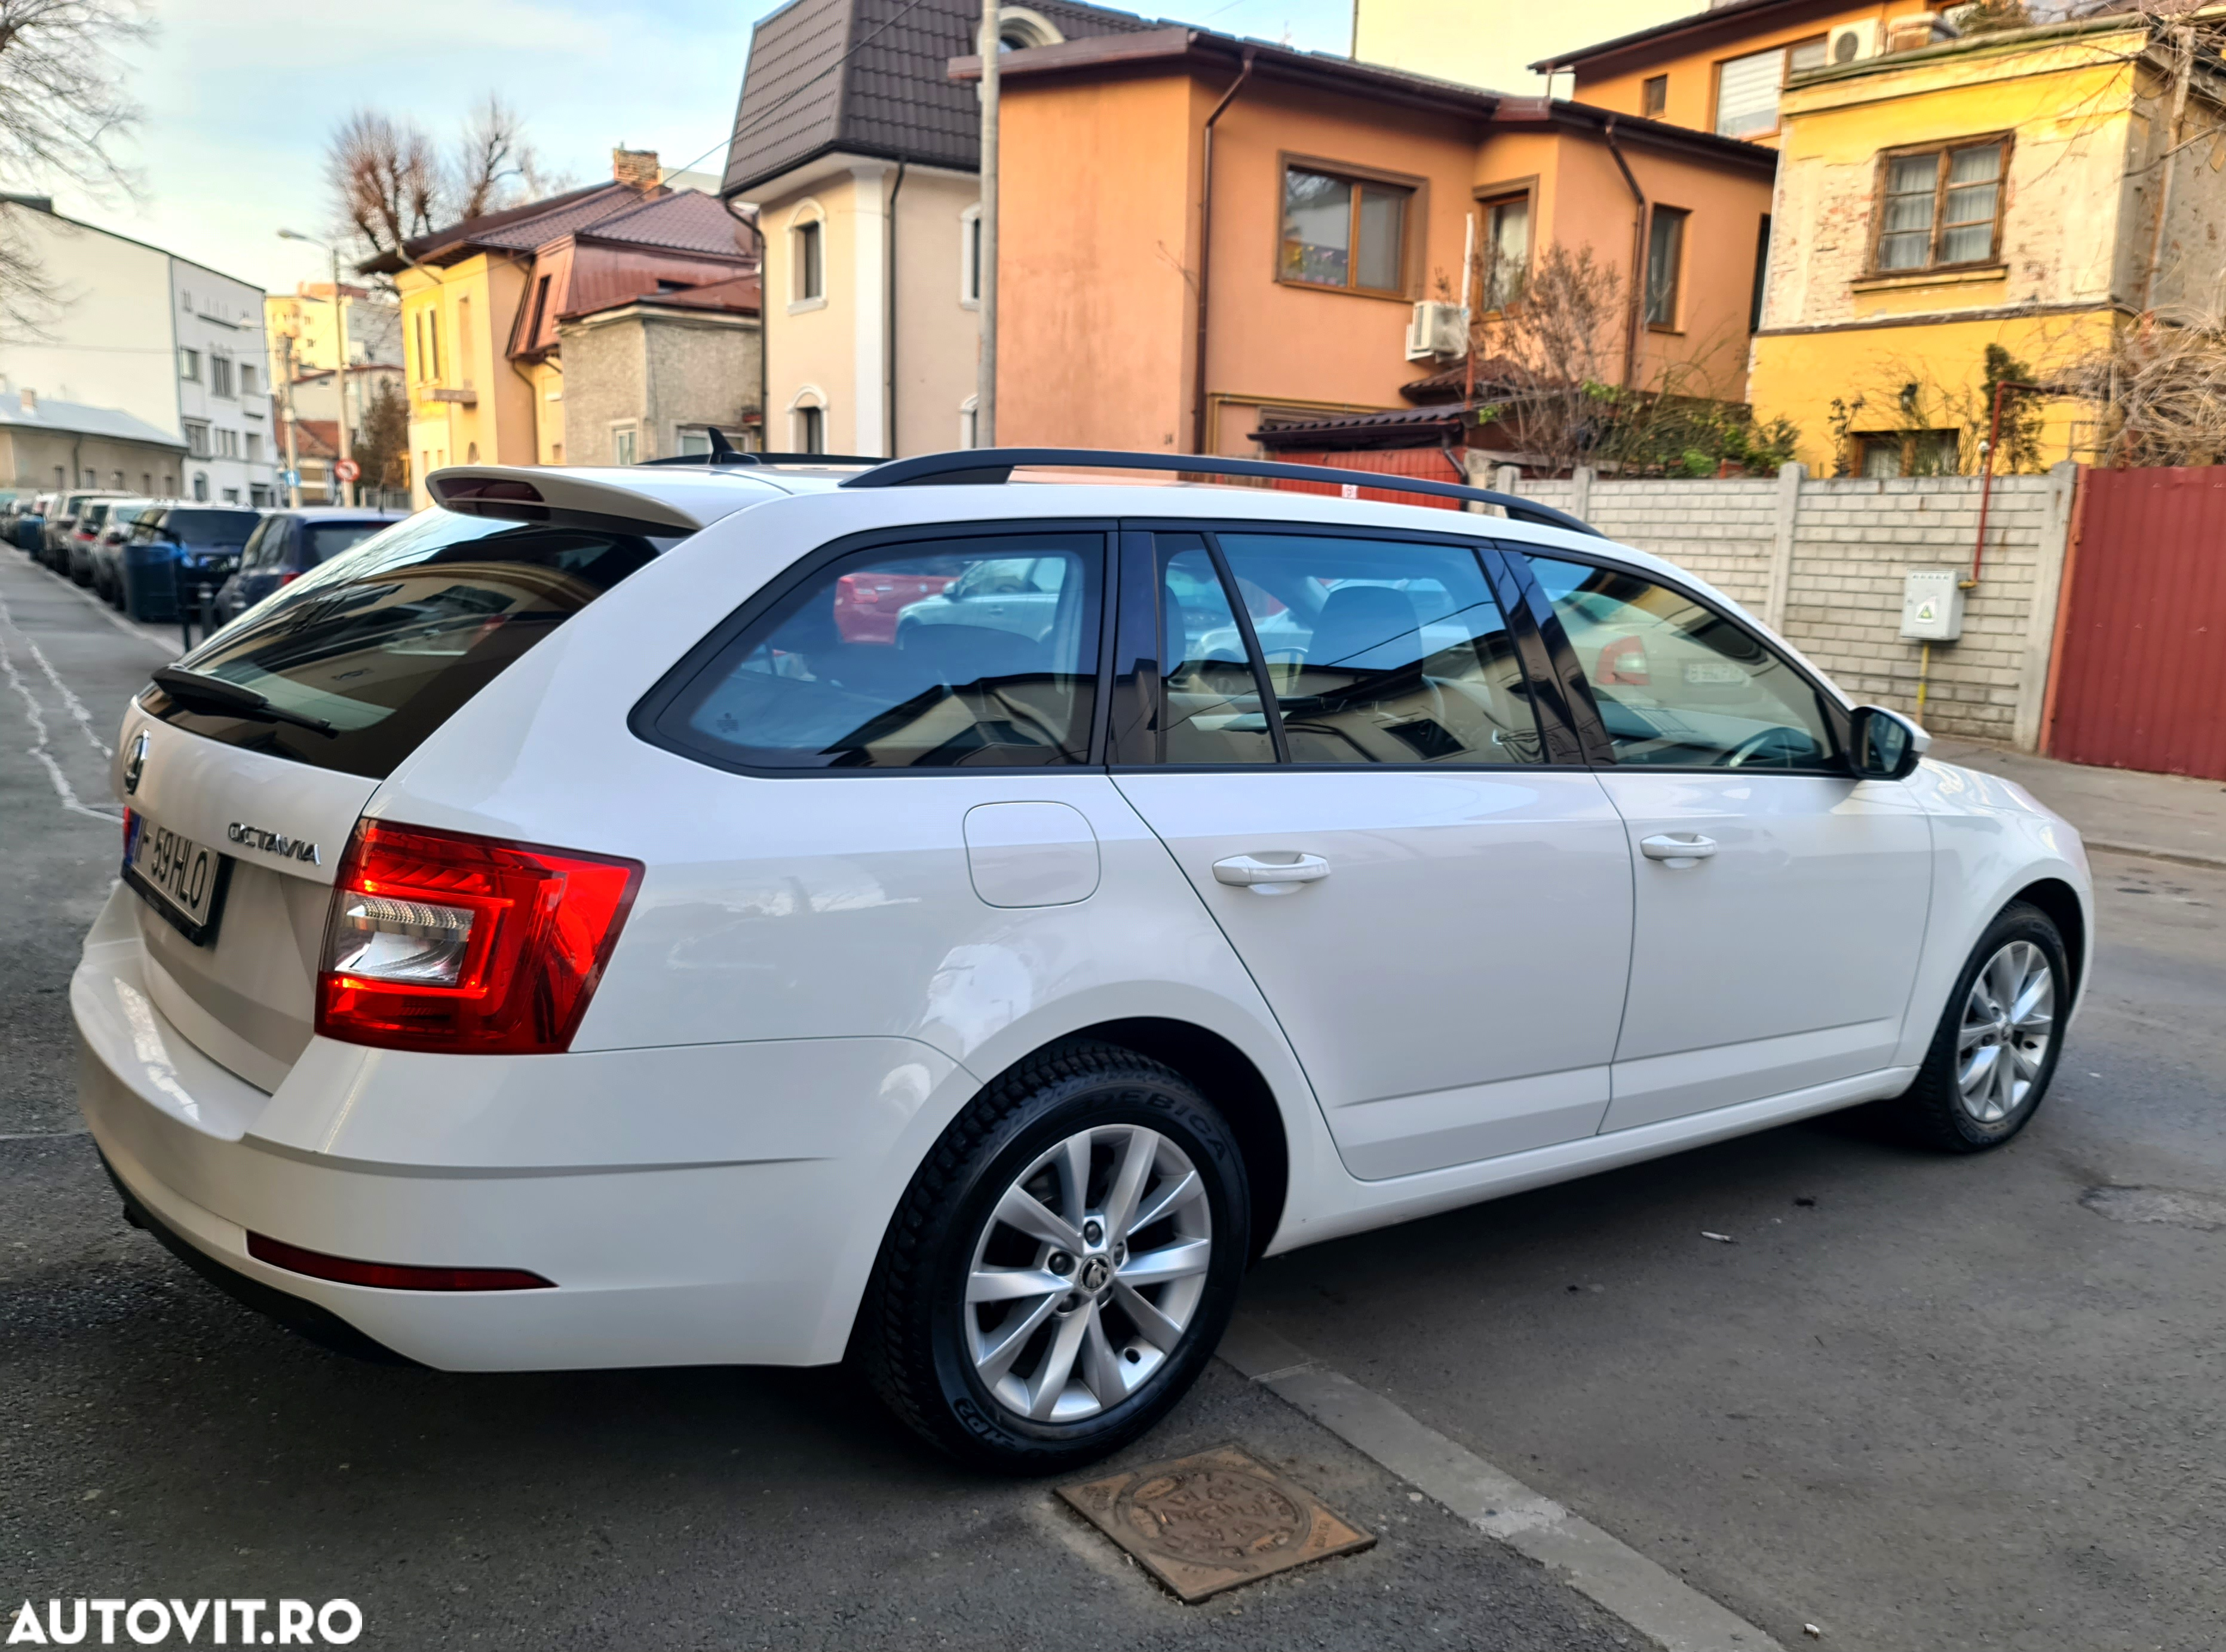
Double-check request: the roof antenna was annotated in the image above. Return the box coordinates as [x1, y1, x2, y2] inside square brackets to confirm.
[707, 425, 736, 457]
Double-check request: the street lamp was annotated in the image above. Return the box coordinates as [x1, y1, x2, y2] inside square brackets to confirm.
[277, 229, 355, 506]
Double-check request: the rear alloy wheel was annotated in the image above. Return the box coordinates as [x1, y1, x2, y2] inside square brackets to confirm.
[859, 1043, 1249, 1473]
[1895, 901, 2068, 1151]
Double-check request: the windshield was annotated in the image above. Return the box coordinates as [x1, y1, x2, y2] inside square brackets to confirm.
[143, 510, 685, 779]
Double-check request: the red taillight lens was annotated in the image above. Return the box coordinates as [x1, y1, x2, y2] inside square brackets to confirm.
[315, 820, 642, 1055]
[248, 1233, 552, 1291]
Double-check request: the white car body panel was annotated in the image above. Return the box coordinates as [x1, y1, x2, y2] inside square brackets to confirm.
[73, 475, 2094, 1372]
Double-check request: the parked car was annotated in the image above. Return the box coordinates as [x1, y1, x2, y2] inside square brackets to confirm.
[116, 504, 260, 623]
[41, 489, 127, 572]
[211, 508, 408, 625]
[831, 565, 955, 643]
[66, 499, 121, 586]
[78, 451, 2092, 1475]
[87, 501, 167, 606]
[11, 492, 53, 553]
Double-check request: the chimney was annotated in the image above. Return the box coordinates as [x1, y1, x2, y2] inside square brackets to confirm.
[611, 148, 661, 192]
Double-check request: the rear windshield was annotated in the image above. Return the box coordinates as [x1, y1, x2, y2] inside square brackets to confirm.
[306, 521, 391, 564]
[163, 510, 259, 548]
[143, 510, 685, 779]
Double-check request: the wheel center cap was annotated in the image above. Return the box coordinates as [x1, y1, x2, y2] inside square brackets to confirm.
[1079, 1257, 1112, 1293]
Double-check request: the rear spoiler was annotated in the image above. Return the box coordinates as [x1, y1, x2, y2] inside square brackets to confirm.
[425, 467, 759, 534]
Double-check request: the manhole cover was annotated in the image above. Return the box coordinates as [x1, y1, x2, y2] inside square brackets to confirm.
[1057, 1444, 1373, 1602]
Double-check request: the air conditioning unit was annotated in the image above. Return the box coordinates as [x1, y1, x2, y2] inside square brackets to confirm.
[1405, 301, 1468, 361]
[1884, 15, 1949, 53]
[1828, 20, 1877, 65]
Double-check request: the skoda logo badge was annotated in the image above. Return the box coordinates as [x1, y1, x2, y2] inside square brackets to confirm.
[122, 731, 149, 795]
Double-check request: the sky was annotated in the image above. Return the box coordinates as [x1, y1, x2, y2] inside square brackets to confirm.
[38, 0, 1363, 298]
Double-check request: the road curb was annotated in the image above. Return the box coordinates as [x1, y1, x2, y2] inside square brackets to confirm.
[1220, 1316, 1786, 1652]
[2084, 838, 2226, 873]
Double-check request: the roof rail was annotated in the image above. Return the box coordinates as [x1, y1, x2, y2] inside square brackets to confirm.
[636, 424, 881, 469]
[838, 447, 1601, 537]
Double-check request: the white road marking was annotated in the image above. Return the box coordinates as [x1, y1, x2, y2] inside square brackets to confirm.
[1220, 1316, 1785, 1652]
[0, 572, 124, 823]
[25, 635, 113, 757]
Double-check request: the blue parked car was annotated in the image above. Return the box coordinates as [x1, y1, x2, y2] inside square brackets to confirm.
[211, 507, 407, 624]
[118, 504, 261, 624]
[5, 492, 48, 551]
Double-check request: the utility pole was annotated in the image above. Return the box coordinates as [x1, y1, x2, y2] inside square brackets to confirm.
[977, 0, 998, 446]
[278, 332, 302, 508]
[278, 229, 355, 505]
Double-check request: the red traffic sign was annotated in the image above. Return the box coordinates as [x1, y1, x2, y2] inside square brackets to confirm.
[332, 458, 361, 483]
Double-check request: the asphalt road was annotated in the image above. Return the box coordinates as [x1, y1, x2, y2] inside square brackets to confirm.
[4, 545, 2220, 1651]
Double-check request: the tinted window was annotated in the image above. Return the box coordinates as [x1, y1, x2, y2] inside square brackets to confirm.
[240, 518, 281, 568]
[306, 521, 391, 565]
[146, 511, 680, 779]
[1527, 554, 1835, 768]
[162, 509, 258, 548]
[656, 533, 1102, 770]
[1218, 534, 1540, 765]
[1157, 536, 1275, 765]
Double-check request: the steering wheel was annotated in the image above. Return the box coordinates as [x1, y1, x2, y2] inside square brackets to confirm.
[1720, 725, 1807, 768]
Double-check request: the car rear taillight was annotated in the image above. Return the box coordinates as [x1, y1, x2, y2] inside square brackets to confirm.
[247, 1233, 552, 1291]
[316, 820, 642, 1055]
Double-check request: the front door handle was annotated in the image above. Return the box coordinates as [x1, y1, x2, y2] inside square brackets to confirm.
[1212, 853, 1331, 895]
[1639, 833, 1718, 866]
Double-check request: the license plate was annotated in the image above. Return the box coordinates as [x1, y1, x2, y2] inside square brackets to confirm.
[1684, 660, 1749, 685]
[123, 813, 232, 946]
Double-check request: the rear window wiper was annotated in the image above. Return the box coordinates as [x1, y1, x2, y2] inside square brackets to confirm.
[149, 666, 337, 737]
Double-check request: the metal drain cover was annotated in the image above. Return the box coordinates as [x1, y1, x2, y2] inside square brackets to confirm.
[1057, 1443, 1374, 1602]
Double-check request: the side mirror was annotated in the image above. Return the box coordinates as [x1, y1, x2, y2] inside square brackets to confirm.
[1850, 705, 1930, 781]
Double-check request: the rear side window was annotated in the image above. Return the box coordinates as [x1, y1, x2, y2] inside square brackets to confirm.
[162, 509, 258, 548]
[650, 532, 1103, 770]
[146, 510, 682, 779]
[306, 521, 390, 564]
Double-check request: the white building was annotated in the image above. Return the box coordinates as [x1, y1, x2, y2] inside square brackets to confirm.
[0, 197, 279, 504]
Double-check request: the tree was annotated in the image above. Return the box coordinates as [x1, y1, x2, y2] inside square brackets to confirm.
[354, 376, 409, 496]
[326, 94, 569, 274]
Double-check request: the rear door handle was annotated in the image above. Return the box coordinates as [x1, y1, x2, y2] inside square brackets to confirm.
[1212, 853, 1330, 894]
[1639, 833, 1717, 865]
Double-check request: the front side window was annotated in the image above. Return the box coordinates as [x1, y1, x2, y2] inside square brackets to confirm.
[1280, 166, 1411, 295]
[1527, 554, 1835, 768]
[1480, 194, 1529, 311]
[1645, 206, 1687, 327]
[1875, 139, 2006, 272]
[655, 533, 1102, 771]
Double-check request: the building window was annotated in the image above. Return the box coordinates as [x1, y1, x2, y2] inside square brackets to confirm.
[109, 470, 124, 488]
[1280, 165, 1412, 295]
[251, 484, 273, 507]
[527, 275, 552, 348]
[222, 488, 240, 503]
[795, 404, 824, 453]
[795, 220, 823, 301]
[612, 425, 637, 466]
[178, 347, 200, 382]
[140, 473, 152, 494]
[1645, 206, 1687, 328]
[210, 356, 235, 398]
[184, 419, 211, 458]
[1479, 193, 1529, 311]
[1860, 430, 1960, 477]
[215, 428, 240, 459]
[240, 362, 257, 397]
[1642, 75, 1667, 118]
[192, 472, 209, 501]
[458, 296, 474, 386]
[1714, 35, 1826, 139]
[246, 433, 262, 462]
[1750, 214, 1772, 333]
[1875, 139, 2007, 272]
[961, 204, 983, 305]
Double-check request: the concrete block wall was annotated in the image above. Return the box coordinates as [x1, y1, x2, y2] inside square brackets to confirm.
[1500, 466, 2076, 747]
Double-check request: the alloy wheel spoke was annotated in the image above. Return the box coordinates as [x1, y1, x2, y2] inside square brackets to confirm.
[1058, 1133, 1094, 1229]
[1103, 1127, 1159, 1243]
[1114, 1279, 1185, 1351]
[1960, 1044, 2000, 1100]
[2010, 1040, 2045, 1081]
[1027, 1308, 1090, 1418]
[1079, 1305, 1130, 1408]
[995, 1185, 1082, 1253]
[976, 1290, 1061, 1384]
[1117, 1237, 1212, 1289]
[967, 1266, 1068, 1305]
[1958, 1017, 1992, 1054]
[1127, 1169, 1203, 1234]
[2010, 973, 2053, 1029]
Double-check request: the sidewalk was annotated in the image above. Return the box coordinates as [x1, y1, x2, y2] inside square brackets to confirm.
[1931, 737, 2226, 870]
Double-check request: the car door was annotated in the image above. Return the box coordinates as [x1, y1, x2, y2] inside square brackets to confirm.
[1514, 551, 1933, 1131]
[1109, 525, 1634, 1181]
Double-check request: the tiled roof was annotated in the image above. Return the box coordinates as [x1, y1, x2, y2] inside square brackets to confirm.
[363, 183, 750, 274]
[290, 419, 341, 459]
[1253, 404, 1478, 445]
[0, 394, 182, 447]
[722, 0, 1158, 196]
[574, 190, 752, 258]
[562, 274, 763, 323]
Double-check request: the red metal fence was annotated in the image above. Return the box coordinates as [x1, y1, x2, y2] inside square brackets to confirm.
[2047, 465, 2226, 779]
[1264, 446, 1467, 510]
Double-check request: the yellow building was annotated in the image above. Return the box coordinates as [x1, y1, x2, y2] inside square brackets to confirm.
[1750, 12, 2225, 475]
[1354, 0, 1689, 96]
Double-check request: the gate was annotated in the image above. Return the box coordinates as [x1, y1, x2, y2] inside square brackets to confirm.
[2047, 465, 2226, 779]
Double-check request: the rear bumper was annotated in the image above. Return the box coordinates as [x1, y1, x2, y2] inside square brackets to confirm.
[74, 882, 962, 1371]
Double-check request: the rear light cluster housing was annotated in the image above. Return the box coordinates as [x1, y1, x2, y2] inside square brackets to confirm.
[315, 820, 642, 1056]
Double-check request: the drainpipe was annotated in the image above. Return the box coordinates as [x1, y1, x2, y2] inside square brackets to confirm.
[722, 197, 768, 451]
[887, 161, 906, 457]
[1191, 47, 1256, 455]
[1602, 116, 1646, 394]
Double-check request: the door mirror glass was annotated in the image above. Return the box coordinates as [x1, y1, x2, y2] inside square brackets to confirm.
[1850, 705, 1926, 780]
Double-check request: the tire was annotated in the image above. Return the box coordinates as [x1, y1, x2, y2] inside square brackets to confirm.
[1893, 900, 2068, 1152]
[858, 1041, 1250, 1474]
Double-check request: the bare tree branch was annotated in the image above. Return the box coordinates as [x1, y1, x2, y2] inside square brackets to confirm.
[0, 0, 151, 199]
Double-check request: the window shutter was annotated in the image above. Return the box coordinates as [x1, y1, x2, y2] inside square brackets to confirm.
[1716, 48, 1783, 137]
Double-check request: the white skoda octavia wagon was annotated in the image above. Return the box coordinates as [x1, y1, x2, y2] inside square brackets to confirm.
[76, 450, 2091, 1472]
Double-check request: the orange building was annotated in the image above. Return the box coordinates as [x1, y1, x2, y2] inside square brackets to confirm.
[1531, 0, 1961, 147]
[960, 27, 1777, 463]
